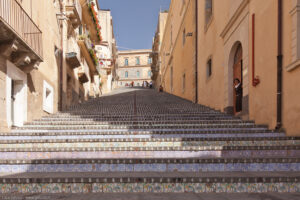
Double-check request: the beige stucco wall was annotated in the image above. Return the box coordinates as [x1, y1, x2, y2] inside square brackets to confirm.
[160, 0, 196, 102]
[195, 0, 300, 135]
[16, 0, 61, 122]
[0, 55, 7, 131]
[157, 0, 300, 135]
[282, 0, 300, 135]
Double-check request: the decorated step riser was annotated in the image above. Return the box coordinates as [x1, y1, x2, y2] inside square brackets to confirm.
[20, 125, 263, 130]
[0, 150, 299, 159]
[50, 112, 223, 116]
[0, 182, 299, 193]
[41, 114, 233, 118]
[10, 128, 271, 134]
[0, 140, 299, 149]
[44, 113, 227, 118]
[1, 163, 300, 173]
[0, 137, 298, 144]
[0, 133, 286, 140]
[38, 117, 237, 121]
[28, 120, 248, 125]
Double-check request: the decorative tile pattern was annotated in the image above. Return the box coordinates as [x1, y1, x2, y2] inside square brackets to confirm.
[0, 89, 299, 195]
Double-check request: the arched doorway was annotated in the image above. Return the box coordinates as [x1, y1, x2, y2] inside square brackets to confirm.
[233, 44, 243, 114]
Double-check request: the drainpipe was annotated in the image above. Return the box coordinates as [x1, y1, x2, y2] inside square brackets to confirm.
[59, 0, 64, 111]
[252, 14, 260, 86]
[276, 0, 283, 130]
[194, 0, 198, 104]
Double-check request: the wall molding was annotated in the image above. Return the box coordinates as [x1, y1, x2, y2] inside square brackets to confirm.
[220, 0, 250, 39]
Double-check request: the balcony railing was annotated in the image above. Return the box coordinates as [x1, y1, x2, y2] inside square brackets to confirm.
[74, 0, 82, 22]
[0, 0, 43, 59]
[65, 0, 82, 28]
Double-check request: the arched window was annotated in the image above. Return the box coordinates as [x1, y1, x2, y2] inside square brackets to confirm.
[148, 70, 151, 77]
[136, 57, 140, 65]
[205, 0, 213, 25]
[125, 71, 128, 78]
[124, 58, 128, 66]
[137, 71, 140, 77]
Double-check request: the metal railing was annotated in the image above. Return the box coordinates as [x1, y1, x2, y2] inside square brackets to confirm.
[0, 0, 43, 59]
[66, 0, 82, 22]
[74, 0, 82, 22]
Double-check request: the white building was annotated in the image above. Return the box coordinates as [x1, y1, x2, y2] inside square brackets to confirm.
[95, 9, 117, 93]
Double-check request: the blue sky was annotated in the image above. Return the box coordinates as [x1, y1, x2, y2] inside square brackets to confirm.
[98, 0, 170, 50]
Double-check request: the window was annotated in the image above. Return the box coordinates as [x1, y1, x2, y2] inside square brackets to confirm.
[124, 58, 128, 66]
[125, 71, 128, 78]
[137, 71, 140, 77]
[205, 0, 213, 25]
[182, 73, 186, 93]
[79, 25, 83, 35]
[136, 57, 140, 65]
[206, 58, 212, 78]
[43, 81, 54, 114]
[183, 28, 186, 46]
[148, 57, 152, 64]
[148, 70, 151, 77]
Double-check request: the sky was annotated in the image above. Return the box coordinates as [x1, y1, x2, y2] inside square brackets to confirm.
[98, 0, 170, 50]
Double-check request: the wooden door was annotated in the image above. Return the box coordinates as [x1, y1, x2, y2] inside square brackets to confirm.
[233, 44, 243, 114]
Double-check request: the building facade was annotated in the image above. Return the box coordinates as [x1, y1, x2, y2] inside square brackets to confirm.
[156, 0, 300, 135]
[0, 0, 58, 131]
[151, 11, 168, 89]
[159, 0, 197, 101]
[96, 9, 117, 94]
[0, 0, 103, 131]
[117, 50, 152, 87]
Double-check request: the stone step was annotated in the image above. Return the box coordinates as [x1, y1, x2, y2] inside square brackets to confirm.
[0, 158, 300, 173]
[47, 112, 226, 117]
[9, 127, 271, 134]
[38, 116, 239, 121]
[0, 136, 297, 144]
[0, 172, 299, 193]
[27, 119, 248, 125]
[0, 145, 299, 152]
[0, 140, 299, 149]
[42, 115, 232, 120]
[18, 124, 267, 130]
[0, 149, 298, 160]
[0, 132, 285, 140]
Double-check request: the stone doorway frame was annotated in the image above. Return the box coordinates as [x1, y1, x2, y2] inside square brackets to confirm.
[6, 60, 27, 127]
[221, 3, 250, 118]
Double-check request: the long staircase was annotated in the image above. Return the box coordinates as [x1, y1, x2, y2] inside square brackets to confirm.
[1, 88, 300, 194]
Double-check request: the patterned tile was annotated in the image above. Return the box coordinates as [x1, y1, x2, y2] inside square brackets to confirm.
[123, 183, 144, 193]
[0, 184, 11, 193]
[163, 183, 184, 193]
[102, 183, 123, 193]
[92, 183, 103, 193]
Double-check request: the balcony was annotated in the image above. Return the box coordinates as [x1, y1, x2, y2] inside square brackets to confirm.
[79, 0, 101, 43]
[66, 37, 81, 69]
[0, 0, 43, 72]
[77, 34, 98, 76]
[65, 0, 82, 28]
[77, 65, 89, 83]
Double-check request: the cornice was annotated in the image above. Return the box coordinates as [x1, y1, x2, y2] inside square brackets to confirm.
[220, 0, 250, 38]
